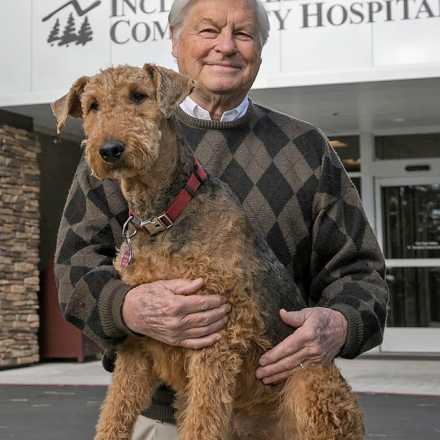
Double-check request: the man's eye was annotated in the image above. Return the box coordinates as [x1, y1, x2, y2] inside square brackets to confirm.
[88, 101, 99, 113]
[236, 32, 253, 40]
[130, 91, 148, 104]
[200, 28, 218, 36]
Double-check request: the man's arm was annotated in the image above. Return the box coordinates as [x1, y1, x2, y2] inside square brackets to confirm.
[54, 156, 132, 349]
[256, 130, 389, 384]
[310, 137, 389, 358]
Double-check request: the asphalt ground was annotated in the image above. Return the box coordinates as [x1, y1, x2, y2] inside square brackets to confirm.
[0, 385, 439, 439]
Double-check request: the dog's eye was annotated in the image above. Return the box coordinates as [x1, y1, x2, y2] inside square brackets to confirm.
[88, 101, 99, 113]
[130, 91, 148, 105]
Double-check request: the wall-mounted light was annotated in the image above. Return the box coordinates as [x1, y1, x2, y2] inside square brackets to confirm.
[329, 139, 348, 149]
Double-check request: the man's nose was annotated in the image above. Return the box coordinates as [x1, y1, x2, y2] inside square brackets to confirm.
[215, 30, 237, 55]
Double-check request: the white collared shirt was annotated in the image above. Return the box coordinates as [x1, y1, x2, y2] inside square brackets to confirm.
[179, 96, 249, 122]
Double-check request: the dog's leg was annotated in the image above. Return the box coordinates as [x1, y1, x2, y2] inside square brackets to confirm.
[278, 363, 364, 440]
[95, 340, 158, 440]
[177, 345, 243, 440]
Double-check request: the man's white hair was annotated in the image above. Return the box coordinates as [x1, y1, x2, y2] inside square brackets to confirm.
[168, 0, 270, 47]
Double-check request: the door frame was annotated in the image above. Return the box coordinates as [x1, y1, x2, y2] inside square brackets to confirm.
[374, 176, 440, 352]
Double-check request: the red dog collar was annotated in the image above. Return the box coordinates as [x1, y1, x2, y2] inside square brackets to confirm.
[128, 158, 208, 236]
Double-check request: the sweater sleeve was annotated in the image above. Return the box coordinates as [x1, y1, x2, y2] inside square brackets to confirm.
[309, 132, 389, 358]
[54, 156, 133, 350]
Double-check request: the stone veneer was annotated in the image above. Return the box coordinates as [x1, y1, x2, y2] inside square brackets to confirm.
[0, 124, 40, 368]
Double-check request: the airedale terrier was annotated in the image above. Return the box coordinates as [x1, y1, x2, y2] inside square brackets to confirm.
[52, 64, 364, 440]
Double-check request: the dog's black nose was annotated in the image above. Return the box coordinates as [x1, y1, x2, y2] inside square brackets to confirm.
[100, 140, 125, 163]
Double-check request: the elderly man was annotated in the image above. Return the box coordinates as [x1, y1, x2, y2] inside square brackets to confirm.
[54, 0, 388, 438]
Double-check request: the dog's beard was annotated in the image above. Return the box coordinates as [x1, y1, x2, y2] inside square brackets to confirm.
[83, 140, 110, 180]
[125, 134, 160, 174]
[84, 137, 161, 181]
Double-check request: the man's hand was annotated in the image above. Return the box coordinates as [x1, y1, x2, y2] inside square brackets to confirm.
[122, 278, 231, 349]
[256, 307, 347, 385]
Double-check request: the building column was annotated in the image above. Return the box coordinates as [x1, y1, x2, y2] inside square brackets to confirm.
[0, 124, 40, 367]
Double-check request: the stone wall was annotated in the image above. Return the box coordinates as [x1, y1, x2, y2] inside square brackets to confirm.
[0, 124, 40, 368]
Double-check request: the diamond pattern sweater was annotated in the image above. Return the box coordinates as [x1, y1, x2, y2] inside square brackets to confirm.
[54, 102, 389, 359]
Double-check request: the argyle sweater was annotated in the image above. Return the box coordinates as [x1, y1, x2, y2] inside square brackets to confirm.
[54, 102, 389, 359]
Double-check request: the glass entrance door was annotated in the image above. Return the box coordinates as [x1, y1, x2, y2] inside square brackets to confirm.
[376, 177, 440, 352]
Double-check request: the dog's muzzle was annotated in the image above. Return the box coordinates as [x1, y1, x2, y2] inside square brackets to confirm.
[100, 140, 125, 163]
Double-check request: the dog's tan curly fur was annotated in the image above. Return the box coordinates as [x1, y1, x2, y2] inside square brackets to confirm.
[53, 64, 364, 440]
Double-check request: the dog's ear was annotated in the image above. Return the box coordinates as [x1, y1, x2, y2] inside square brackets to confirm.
[143, 64, 195, 118]
[51, 76, 90, 135]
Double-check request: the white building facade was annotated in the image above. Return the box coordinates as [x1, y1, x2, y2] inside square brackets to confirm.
[1, 0, 440, 355]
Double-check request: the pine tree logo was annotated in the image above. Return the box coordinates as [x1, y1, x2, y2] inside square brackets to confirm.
[58, 13, 79, 47]
[42, 1, 101, 48]
[47, 19, 61, 46]
[76, 17, 93, 46]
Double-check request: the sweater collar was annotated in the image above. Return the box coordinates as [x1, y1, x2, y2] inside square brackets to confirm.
[175, 100, 255, 130]
[179, 96, 249, 123]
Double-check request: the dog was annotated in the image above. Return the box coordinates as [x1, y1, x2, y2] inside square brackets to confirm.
[52, 64, 364, 440]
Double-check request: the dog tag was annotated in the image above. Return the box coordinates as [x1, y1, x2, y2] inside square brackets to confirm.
[120, 242, 133, 269]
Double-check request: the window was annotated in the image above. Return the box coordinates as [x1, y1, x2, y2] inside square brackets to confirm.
[375, 133, 440, 160]
[329, 136, 360, 172]
[329, 135, 361, 197]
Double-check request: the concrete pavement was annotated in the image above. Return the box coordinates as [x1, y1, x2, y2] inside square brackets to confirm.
[1, 357, 440, 439]
[0, 360, 111, 386]
[336, 358, 440, 396]
[1, 385, 439, 440]
[0, 357, 439, 396]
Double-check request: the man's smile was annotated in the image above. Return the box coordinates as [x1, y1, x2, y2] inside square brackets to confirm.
[205, 62, 243, 70]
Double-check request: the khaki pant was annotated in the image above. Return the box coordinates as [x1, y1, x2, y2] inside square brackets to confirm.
[132, 416, 178, 440]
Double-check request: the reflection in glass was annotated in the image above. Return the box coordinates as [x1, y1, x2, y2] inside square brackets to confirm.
[329, 136, 360, 172]
[386, 267, 440, 327]
[382, 184, 440, 259]
[351, 177, 361, 198]
[376, 133, 440, 160]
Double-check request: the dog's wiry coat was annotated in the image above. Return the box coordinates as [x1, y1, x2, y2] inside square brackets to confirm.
[53, 65, 366, 439]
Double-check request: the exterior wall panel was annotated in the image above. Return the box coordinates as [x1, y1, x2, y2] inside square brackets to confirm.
[0, 1, 32, 96]
[1, 0, 440, 105]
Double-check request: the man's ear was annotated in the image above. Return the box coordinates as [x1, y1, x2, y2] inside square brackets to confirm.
[143, 64, 196, 118]
[170, 28, 179, 59]
[51, 76, 89, 135]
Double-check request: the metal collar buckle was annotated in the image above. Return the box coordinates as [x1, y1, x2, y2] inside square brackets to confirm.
[141, 213, 174, 236]
[121, 215, 137, 268]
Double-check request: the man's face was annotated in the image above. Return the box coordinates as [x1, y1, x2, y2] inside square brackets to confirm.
[171, 0, 262, 100]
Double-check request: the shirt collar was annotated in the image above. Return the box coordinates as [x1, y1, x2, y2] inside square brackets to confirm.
[179, 96, 249, 122]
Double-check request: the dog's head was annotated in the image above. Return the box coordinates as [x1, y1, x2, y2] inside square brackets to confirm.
[52, 64, 195, 180]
